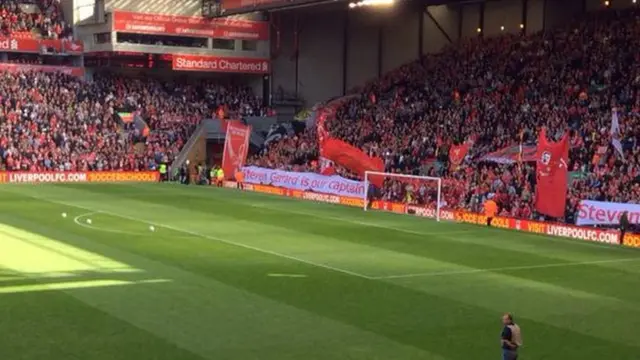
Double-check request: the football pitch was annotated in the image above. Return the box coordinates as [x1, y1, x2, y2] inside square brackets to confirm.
[1, 183, 640, 360]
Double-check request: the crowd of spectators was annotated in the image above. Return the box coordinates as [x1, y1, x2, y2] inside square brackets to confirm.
[250, 127, 318, 171]
[252, 8, 640, 222]
[0, 71, 264, 172]
[0, 0, 72, 39]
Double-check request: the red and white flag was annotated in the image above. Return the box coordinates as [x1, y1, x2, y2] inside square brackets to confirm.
[222, 121, 251, 179]
[449, 143, 470, 167]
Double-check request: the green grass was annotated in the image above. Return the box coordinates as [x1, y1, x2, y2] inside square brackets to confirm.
[0, 183, 639, 360]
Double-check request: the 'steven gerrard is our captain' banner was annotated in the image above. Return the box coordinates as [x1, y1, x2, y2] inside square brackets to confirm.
[172, 54, 269, 74]
[241, 166, 366, 198]
[112, 10, 269, 40]
[0, 172, 159, 183]
[222, 121, 251, 179]
[576, 200, 640, 226]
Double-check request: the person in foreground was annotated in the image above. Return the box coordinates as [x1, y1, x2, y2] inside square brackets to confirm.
[501, 313, 522, 360]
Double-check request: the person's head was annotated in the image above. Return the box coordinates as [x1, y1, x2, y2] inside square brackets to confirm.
[502, 313, 514, 325]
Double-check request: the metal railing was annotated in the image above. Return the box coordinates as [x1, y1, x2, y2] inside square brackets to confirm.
[169, 120, 206, 178]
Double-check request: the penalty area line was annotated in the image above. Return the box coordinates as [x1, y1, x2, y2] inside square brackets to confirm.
[267, 273, 308, 278]
[371, 257, 640, 280]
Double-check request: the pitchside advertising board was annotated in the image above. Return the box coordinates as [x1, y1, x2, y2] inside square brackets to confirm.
[0, 172, 159, 183]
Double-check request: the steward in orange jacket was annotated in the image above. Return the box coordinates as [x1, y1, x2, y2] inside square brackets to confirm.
[484, 198, 498, 227]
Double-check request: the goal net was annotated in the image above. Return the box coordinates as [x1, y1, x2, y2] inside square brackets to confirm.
[364, 171, 443, 221]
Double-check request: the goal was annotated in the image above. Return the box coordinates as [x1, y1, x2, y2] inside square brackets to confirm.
[363, 171, 443, 221]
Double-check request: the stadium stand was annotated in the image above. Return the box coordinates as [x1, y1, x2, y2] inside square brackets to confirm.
[0, 0, 72, 39]
[250, 8, 640, 223]
[0, 1, 637, 226]
[0, 71, 264, 172]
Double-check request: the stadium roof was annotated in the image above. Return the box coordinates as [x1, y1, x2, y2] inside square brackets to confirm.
[225, 0, 483, 16]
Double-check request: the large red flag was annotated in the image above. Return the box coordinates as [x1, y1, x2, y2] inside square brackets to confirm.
[322, 138, 384, 178]
[222, 121, 251, 179]
[535, 128, 569, 218]
[316, 97, 384, 185]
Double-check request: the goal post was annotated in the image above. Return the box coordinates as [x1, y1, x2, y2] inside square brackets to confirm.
[363, 171, 443, 222]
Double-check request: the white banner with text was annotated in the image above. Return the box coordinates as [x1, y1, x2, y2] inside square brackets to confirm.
[241, 166, 365, 198]
[577, 199, 640, 226]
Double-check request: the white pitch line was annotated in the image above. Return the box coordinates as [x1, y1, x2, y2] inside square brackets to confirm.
[73, 212, 151, 236]
[73, 212, 98, 229]
[267, 273, 308, 278]
[18, 192, 374, 280]
[372, 257, 640, 280]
